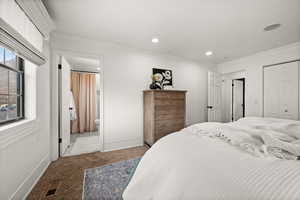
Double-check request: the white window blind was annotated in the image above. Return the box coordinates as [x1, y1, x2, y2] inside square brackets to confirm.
[0, 0, 46, 65]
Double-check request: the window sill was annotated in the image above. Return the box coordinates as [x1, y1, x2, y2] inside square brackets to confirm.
[0, 118, 39, 150]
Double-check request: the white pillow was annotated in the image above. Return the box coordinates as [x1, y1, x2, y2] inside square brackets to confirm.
[254, 126, 297, 142]
[261, 132, 300, 156]
[237, 117, 296, 125]
[291, 140, 300, 145]
[237, 117, 300, 139]
[268, 123, 300, 139]
[217, 125, 263, 146]
[182, 122, 223, 135]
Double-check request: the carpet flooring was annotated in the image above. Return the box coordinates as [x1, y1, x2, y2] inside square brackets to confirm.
[27, 146, 148, 200]
[83, 158, 141, 200]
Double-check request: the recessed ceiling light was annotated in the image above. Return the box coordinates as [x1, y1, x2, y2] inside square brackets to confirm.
[97, 67, 101, 71]
[205, 51, 213, 56]
[264, 24, 281, 31]
[152, 38, 159, 43]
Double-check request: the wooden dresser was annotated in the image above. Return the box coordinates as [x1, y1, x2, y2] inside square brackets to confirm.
[143, 90, 187, 146]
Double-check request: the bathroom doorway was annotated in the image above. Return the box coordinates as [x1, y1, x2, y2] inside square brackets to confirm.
[58, 55, 103, 157]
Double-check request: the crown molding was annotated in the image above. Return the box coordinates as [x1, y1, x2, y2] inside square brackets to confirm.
[15, 0, 55, 39]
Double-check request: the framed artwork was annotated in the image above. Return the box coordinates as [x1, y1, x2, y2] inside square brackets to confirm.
[151, 68, 173, 89]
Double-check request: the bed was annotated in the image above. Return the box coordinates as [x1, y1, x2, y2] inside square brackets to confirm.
[123, 117, 300, 200]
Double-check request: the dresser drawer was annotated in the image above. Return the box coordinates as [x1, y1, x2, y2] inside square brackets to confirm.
[155, 105, 185, 115]
[155, 106, 185, 120]
[155, 119, 184, 139]
[155, 92, 185, 100]
[155, 119, 184, 132]
[155, 113, 184, 121]
[154, 99, 185, 106]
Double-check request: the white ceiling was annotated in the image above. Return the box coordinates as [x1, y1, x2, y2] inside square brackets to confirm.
[64, 55, 100, 71]
[43, 0, 300, 63]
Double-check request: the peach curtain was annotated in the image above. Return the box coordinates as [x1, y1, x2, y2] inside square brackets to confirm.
[71, 72, 97, 133]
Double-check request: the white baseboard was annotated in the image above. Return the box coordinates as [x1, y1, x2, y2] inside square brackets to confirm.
[10, 154, 50, 200]
[104, 138, 143, 152]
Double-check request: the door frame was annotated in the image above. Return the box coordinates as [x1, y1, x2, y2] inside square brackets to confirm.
[262, 59, 300, 119]
[220, 70, 246, 122]
[231, 78, 245, 121]
[50, 49, 104, 160]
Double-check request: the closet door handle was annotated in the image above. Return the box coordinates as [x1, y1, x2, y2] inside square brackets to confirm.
[207, 106, 213, 109]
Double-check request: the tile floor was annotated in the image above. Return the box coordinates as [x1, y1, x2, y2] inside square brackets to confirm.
[63, 131, 100, 156]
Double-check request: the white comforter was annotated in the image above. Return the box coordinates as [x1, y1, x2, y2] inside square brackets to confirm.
[123, 118, 300, 200]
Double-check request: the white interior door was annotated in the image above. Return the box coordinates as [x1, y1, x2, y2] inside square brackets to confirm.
[264, 61, 299, 120]
[221, 78, 232, 122]
[59, 56, 71, 155]
[233, 80, 244, 121]
[208, 71, 222, 122]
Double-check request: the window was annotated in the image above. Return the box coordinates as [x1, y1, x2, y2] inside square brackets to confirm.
[0, 45, 24, 124]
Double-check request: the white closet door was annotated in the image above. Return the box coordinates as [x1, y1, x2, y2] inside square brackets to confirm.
[264, 62, 299, 120]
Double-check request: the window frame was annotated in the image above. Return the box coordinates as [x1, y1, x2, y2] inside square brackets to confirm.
[0, 48, 25, 125]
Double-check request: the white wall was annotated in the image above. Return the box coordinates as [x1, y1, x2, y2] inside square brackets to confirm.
[0, 1, 52, 199]
[51, 33, 213, 152]
[0, 41, 51, 200]
[0, 0, 43, 51]
[217, 42, 300, 117]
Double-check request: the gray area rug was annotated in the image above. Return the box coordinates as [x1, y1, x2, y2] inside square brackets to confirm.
[83, 157, 141, 200]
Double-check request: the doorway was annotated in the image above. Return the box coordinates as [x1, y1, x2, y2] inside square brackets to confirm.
[232, 78, 245, 121]
[58, 55, 102, 157]
[220, 71, 246, 122]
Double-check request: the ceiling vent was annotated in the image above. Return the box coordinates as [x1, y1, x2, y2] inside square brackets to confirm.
[264, 24, 281, 31]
